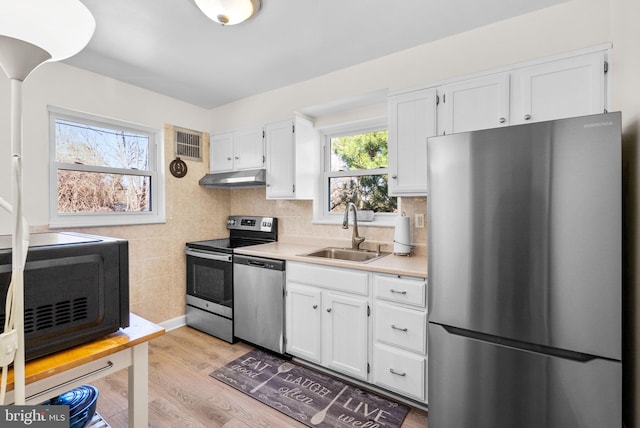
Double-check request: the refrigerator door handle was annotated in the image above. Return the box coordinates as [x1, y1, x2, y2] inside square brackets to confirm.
[438, 324, 601, 363]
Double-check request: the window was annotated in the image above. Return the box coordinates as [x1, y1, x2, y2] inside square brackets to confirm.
[49, 107, 165, 227]
[321, 120, 397, 224]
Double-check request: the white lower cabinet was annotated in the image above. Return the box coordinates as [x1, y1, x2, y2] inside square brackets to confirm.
[285, 262, 429, 404]
[324, 292, 369, 380]
[374, 302, 427, 354]
[373, 273, 428, 404]
[286, 283, 322, 363]
[374, 344, 427, 402]
[374, 274, 426, 308]
[286, 262, 369, 381]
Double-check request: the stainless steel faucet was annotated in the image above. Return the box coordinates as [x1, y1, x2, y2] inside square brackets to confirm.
[343, 202, 365, 250]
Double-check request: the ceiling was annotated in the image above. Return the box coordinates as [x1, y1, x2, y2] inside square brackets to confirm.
[66, 0, 568, 110]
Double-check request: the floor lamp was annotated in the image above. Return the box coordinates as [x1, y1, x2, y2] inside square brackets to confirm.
[0, 0, 95, 404]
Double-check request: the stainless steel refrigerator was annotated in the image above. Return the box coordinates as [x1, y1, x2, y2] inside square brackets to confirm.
[427, 112, 622, 428]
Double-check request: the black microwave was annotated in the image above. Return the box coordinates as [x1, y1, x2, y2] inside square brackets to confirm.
[0, 232, 130, 360]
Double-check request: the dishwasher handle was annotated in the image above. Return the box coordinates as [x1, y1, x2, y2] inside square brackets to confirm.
[233, 254, 285, 271]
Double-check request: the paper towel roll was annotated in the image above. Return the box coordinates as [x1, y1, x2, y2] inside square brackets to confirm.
[393, 215, 412, 255]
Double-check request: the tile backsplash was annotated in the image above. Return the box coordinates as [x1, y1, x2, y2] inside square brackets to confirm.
[230, 188, 427, 255]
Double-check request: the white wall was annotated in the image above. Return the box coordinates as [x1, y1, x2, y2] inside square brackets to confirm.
[610, 0, 640, 425]
[210, 0, 610, 129]
[0, 62, 211, 234]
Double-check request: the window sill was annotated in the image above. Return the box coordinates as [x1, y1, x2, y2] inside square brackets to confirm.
[49, 213, 166, 229]
[312, 214, 397, 228]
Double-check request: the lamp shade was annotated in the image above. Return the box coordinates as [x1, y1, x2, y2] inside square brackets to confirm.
[0, 0, 95, 63]
[195, 0, 261, 26]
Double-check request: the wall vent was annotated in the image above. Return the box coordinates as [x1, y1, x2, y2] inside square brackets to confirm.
[175, 127, 203, 161]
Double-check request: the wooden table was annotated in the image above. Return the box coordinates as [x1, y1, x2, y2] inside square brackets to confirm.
[5, 313, 165, 427]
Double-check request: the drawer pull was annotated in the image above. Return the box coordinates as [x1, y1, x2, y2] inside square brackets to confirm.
[391, 325, 408, 332]
[390, 289, 407, 295]
[389, 368, 407, 377]
[26, 360, 114, 401]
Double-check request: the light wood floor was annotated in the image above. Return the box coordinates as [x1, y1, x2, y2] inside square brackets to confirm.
[92, 326, 429, 427]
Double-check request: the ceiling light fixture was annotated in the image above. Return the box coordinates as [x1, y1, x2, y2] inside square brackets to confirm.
[194, 0, 261, 26]
[0, 0, 95, 405]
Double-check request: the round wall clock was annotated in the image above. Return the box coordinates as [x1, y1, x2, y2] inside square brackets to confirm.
[169, 157, 187, 178]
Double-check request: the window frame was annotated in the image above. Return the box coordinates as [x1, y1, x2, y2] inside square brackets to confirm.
[48, 106, 165, 228]
[316, 118, 398, 227]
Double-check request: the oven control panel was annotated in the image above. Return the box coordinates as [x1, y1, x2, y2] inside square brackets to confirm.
[227, 216, 276, 233]
[259, 218, 274, 231]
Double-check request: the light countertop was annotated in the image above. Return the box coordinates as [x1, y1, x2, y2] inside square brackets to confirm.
[234, 241, 427, 278]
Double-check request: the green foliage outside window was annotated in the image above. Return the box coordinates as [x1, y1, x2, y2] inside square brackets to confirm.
[329, 130, 397, 213]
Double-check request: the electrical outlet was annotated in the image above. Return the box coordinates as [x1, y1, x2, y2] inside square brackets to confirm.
[415, 213, 425, 228]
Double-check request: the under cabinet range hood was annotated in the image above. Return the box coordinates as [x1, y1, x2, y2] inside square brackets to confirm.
[199, 168, 266, 188]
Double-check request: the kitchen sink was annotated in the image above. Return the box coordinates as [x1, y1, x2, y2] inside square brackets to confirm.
[300, 247, 390, 263]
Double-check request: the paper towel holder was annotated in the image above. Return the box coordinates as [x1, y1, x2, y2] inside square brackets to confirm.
[393, 212, 412, 256]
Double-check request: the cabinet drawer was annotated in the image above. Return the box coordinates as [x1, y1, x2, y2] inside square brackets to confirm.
[375, 302, 427, 354]
[374, 274, 426, 307]
[287, 262, 368, 295]
[374, 344, 426, 402]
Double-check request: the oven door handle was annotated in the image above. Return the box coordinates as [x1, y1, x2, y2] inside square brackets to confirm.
[185, 248, 232, 262]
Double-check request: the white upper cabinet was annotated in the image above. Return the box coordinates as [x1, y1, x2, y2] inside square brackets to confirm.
[209, 125, 264, 172]
[387, 49, 608, 197]
[264, 116, 319, 200]
[439, 73, 510, 134]
[512, 52, 606, 124]
[233, 126, 265, 170]
[264, 119, 294, 198]
[210, 132, 234, 172]
[388, 88, 437, 197]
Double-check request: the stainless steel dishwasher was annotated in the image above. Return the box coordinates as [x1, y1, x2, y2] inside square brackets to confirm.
[233, 254, 286, 354]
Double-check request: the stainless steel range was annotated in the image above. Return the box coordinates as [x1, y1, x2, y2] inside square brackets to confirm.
[185, 215, 277, 342]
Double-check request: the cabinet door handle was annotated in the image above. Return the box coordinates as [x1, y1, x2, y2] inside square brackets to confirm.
[390, 289, 407, 295]
[312, 304, 318, 309]
[326, 308, 332, 313]
[235, 156, 240, 159]
[389, 368, 407, 377]
[391, 325, 408, 332]
[226, 156, 232, 160]
[523, 114, 532, 121]
[499, 117, 506, 124]
[391, 174, 398, 179]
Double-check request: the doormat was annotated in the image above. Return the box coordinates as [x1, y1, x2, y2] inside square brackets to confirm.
[210, 349, 410, 427]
